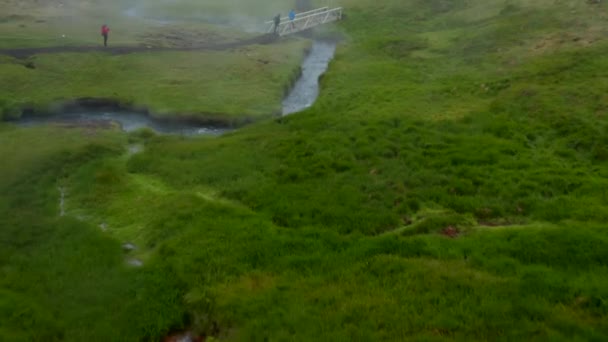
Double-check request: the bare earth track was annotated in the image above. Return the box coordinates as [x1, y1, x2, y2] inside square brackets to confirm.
[0, 34, 278, 58]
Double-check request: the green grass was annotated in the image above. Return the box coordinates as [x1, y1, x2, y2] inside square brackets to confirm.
[0, 39, 308, 123]
[0, 125, 185, 341]
[2, 126, 605, 340]
[2, 0, 608, 340]
[0, 0, 310, 123]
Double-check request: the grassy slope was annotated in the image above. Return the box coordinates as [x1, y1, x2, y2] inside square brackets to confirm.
[131, 0, 608, 233]
[0, 126, 185, 341]
[0, 0, 310, 122]
[1, 0, 608, 340]
[0, 40, 307, 121]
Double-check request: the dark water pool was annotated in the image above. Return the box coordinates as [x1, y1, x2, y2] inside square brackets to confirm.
[16, 112, 227, 136]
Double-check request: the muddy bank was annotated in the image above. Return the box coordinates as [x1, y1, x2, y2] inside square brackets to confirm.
[15, 110, 228, 136]
[10, 97, 254, 129]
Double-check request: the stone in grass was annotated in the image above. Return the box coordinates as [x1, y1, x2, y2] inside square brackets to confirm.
[122, 243, 137, 252]
[126, 258, 143, 267]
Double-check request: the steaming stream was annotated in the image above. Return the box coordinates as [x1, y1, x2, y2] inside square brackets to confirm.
[13, 40, 336, 134]
[16, 112, 227, 136]
[282, 40, 336, 116]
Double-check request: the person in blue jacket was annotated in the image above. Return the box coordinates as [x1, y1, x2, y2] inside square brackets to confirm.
[289, 9, 296, 29]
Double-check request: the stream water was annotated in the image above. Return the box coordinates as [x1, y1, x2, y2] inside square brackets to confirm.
[282, 40, 336, 116]
[16, 112, 227, 136]
[13, 40, 336, 134]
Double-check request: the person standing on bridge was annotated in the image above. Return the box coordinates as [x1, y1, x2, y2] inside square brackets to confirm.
[273, 14, 281, 34]
[289, 9, 296, 30]
[101, 24, 110, 47]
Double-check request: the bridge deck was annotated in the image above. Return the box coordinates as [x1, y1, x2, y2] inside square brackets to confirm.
[266, 7, 343, 36]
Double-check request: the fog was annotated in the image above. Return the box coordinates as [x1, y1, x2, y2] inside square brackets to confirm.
[2, 0, 338, 35]
[120, 0, 313, 32]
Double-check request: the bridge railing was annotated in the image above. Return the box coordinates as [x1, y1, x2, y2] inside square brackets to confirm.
[266, 7, 343, 35]
[265, 7, 329, 26]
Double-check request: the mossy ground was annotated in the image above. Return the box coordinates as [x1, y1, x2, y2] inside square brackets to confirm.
[1, 0, 608, 341]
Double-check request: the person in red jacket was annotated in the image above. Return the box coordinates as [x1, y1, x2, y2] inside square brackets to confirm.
[101, 24, 110, 47]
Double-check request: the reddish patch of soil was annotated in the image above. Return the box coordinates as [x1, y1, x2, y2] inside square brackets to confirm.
[163, 331, 204, 342]
[440, 226, 459, 238]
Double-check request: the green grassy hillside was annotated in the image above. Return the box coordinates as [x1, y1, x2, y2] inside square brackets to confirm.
[1, 0, 607, 340]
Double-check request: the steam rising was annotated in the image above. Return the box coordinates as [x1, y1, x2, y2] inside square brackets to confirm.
[121, 0, 306, 33]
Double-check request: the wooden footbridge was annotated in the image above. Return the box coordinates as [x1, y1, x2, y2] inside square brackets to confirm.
[265, 7, 343, 36]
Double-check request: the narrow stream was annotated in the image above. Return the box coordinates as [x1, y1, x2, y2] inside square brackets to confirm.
[12, 40, 336, 134]
[282, 40, 336, 116]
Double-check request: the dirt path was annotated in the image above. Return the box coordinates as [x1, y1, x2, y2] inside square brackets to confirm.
[0, 34, 277, 58]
